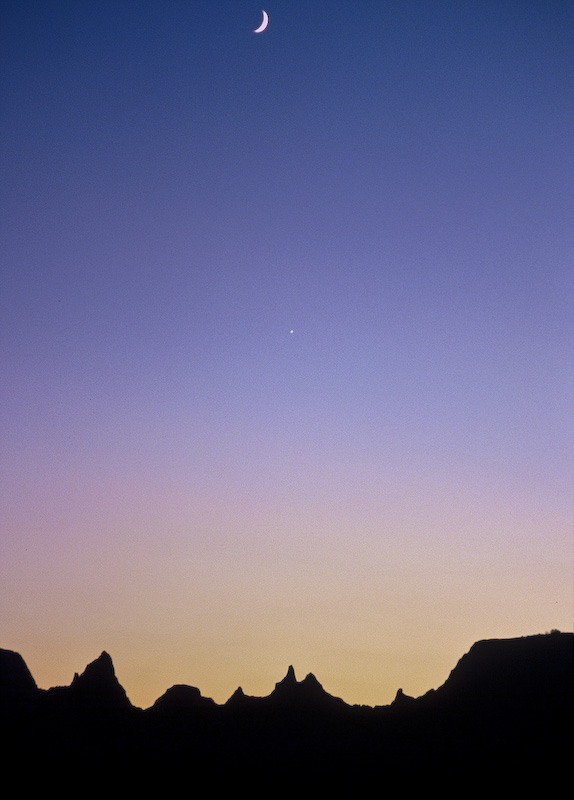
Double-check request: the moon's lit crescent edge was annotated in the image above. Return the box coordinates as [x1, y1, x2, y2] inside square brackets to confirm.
[254, 10, 269, 34]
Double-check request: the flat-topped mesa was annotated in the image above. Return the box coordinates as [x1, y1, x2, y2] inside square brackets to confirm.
[427, 631, 574, 711]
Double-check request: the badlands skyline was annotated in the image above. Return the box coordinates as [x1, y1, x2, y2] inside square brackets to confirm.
[1, 1, 572, 709]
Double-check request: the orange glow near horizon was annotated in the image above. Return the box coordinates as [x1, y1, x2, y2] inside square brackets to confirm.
[2, 1, 572, 713]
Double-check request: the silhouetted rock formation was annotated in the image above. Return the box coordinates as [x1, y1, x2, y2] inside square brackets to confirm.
[2, 632, 572, 796]
[45, 650, 132, 711]
[273, 662, 297, 692]
[0, 648, 37, 693]
[267, 664, 346, 709]
[150, 684, 216, 711]
[430, 632, 572, 708]
[225, 685, 249, 706]
[0, 648, 37, 712]
[390, 687, 416, 707]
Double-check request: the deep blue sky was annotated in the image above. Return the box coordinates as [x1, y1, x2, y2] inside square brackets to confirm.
[1, 1, 572, 706]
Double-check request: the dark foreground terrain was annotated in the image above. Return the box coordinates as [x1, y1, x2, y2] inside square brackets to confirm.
[2, 632, 572, 796]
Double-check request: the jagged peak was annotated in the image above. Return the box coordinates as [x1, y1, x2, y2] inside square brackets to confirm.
[274, 664, 297, 691]
[391, 688, 416, 707]
[87, 650, 113, 670]
[65, 651, 131, 709]
[302, 672, 322, 687]
[71, 651, 116, 686]
[225, 685, 256, 707]
[267, 665, 346, 708]
[284, 665, 297, 682]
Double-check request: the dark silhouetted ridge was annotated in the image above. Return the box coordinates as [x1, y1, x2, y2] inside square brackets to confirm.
[224, 684, 261, 709]
[150, 684, 216, 712]
[46, 651, 132, 711]
[2, 632, 572, 795]
[390, 687, 416, 708]
[225, 685, 246, 705]
[424, 631, 573, 710]
[273, 663, 296, 692]
[0, 648, 37, 711]
[267, 664, 346, 709]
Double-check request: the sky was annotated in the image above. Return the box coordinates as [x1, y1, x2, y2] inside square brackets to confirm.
[1, 0, 572, 709]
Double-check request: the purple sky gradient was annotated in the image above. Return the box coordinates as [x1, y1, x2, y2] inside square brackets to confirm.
[1, 1, 572, 707]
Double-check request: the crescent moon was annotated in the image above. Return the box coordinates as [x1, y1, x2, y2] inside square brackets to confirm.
[253, 10, 269, 34]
